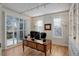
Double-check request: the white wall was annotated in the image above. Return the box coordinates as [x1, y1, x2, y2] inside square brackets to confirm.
[31, 11, 69, 46]
[24, 18, 31, 36]
[0, 5, 2, 55]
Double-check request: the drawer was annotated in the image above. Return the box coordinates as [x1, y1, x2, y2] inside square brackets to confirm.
[36, 44, 45, 52]
[28, 41, 36, 48]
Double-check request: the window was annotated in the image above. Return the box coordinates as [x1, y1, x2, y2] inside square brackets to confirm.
[35, 20, 43, 32]
[53, 18, 63, 38]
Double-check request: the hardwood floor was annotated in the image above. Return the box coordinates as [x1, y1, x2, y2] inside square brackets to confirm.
[2, 44, 68, 56]
[51, 45, 68, 56]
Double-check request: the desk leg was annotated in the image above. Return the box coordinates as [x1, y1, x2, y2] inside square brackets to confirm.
[50, 41, 52, 55]
[44, 45, 46, 56]
[50, 47, 51, 55]
[23, 43, 24, 52]
[45, 52, 46, 56]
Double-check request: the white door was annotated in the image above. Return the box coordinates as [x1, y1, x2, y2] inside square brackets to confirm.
[0, 5, 2, 56]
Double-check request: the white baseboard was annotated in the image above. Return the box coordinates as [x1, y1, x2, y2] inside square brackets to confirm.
[52, 41, 68, 47]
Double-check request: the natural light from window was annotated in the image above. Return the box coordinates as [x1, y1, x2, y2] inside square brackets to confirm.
[36, 20, 43, 32]
[53, 18, 63, 38]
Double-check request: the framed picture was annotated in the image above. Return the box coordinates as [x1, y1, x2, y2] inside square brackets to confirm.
[44, 24, 51, 30]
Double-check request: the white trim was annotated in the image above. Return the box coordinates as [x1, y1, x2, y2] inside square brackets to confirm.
[52, 41, 68, 47]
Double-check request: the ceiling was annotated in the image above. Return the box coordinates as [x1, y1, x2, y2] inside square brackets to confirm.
[1, 3, 71, 17]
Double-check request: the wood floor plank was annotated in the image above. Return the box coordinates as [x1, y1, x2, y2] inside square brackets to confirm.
[2, 44, 68, 56]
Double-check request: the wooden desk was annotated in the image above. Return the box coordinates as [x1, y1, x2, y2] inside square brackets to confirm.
[23, 38, 52, 56]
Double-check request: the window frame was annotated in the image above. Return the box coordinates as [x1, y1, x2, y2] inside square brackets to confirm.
[53, 17, 63, 38]
[35, 20, 44, 32]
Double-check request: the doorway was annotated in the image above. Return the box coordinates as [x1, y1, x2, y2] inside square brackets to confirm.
[5, 15, 25, 48]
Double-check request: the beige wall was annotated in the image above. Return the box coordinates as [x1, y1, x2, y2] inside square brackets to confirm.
[31, 11, 69, 46]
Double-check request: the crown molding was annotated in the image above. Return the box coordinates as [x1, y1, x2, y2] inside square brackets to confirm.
[32, 10, 69, 18]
